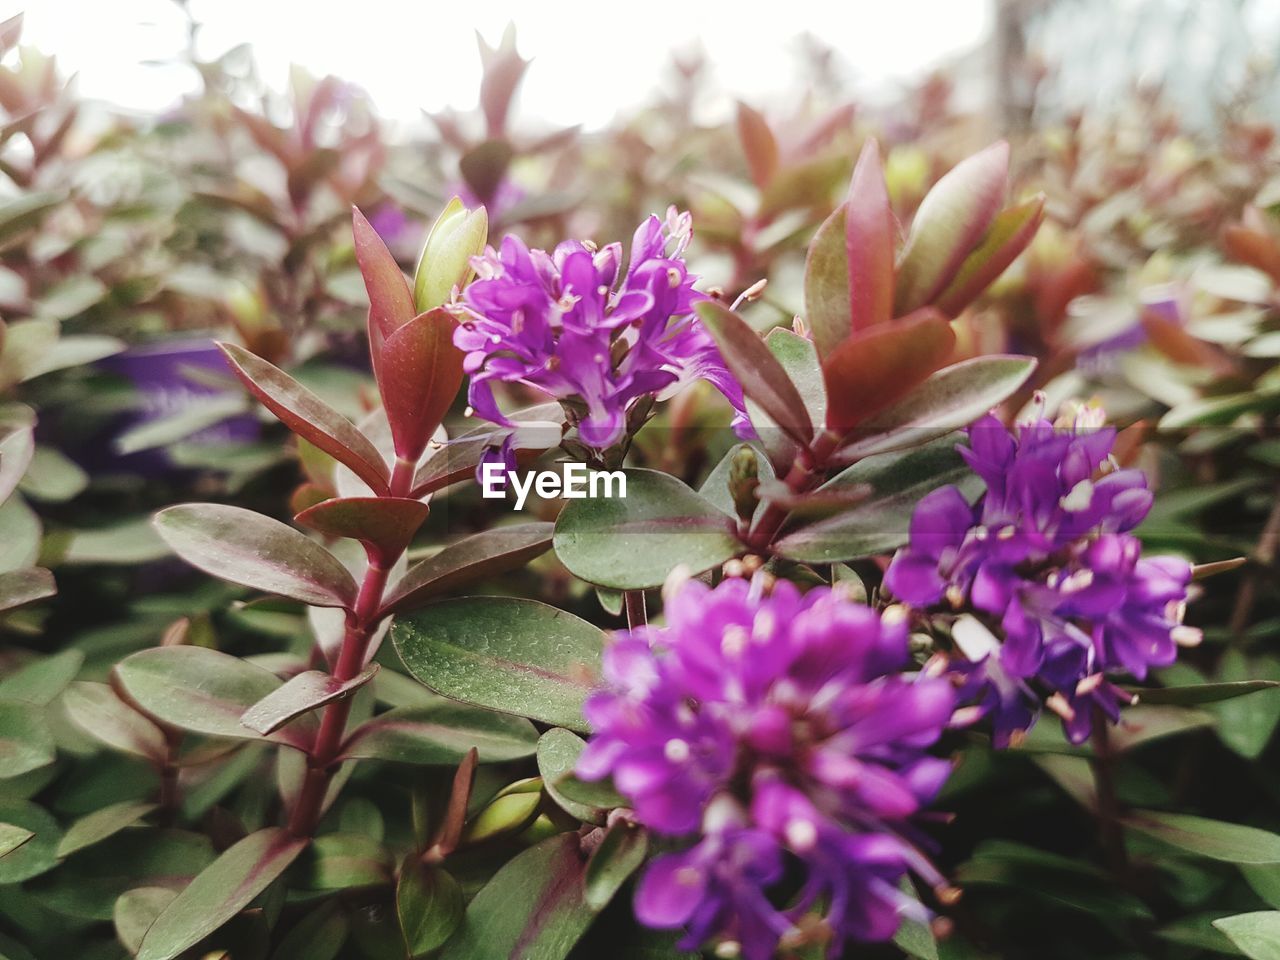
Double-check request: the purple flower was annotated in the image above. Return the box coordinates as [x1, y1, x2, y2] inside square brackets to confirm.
[885, 402, 1198, 746]
[578, 575, 954, 958]
[454, 209, 748, 455]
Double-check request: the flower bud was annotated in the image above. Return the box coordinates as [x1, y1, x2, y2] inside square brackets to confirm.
[414, 197, 489, 312]
[728, 445, 760, 522]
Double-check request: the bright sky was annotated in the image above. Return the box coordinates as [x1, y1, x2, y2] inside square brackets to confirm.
[10, 0, 992, 129]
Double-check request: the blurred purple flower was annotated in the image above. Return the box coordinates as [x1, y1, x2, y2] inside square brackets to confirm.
[455, 177, 526, 221]
[455, 209, 748, 454]
[578, 575, 954, 958]
[885, 402, 1198, 746]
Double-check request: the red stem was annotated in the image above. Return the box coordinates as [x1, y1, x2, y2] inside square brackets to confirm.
[288, 455, 417, 836]
[747, 430, 841, 551]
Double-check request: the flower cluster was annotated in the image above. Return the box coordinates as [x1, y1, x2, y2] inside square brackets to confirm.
[578, 575, 955, 959]
[885, 402, 1199, 746]
[454, 209, 747, 459]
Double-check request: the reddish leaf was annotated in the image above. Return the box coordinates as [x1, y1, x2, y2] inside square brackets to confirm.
[1223, 218, 1280, 285]
[380, 523, 554, 617]
[353, 207, 415, 338]
[154, 503, 359, 609]
[296, 496, 430, 565]
[219, 343, 389, 495]
[844, 138, 896, 333]
[1142, 312, 1236, 377]
[822, 308, 956, 434]
[935, 194, 1045, 316]
[241, 664, 379, 735]
[411, 404, 563, 497]
[695, 301, 813, 446]
[377, 308, 465, 462]
[895, 141, 1009, 314]
[736, 101, 778, 189]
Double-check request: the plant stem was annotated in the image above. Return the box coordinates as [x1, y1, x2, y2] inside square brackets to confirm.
[623, 589, 647, 629]
[1090, 711, 1128, 877]
[1229, 482, 1280, 635]
[747, 430, 841, 551]
[288, 456, 416, 837]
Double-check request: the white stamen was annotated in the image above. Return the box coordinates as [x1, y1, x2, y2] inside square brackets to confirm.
[786, 819, 818, 851]
[663, 738, 691, 762]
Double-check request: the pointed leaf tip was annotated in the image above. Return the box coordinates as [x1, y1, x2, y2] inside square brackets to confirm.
[353, 205, 415, 337]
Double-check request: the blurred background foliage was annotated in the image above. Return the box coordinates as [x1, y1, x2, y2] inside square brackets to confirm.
[5, 1, 1280, 957]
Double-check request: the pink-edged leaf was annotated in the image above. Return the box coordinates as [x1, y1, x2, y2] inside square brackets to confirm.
[935, 194, 1045, 316]
[0, 422, 34, 505]
[0, 567, 54, 613]
[695, 300, 813, 445]
[412, 404, 564, 496]
[295, 496, 430, 565]
[377, 307, 465, 461]
[845, 138, 896, 332]
[62, 681, 168, 763]
[338, 702, 538, 765]
[113, 646, 317, 751]
[135, 828, 309, 960]
[241, 664, 379, 736]
[352, 206, 415, 338]
[219, 343, 389, 495]
[822, 308, 956, 434]
[380, 523, 554, 617]
[804, 205, 852, 359]
[895, 141, 1010, 314]
[736, 101, 778, 189]
[154, 503, 358, 609]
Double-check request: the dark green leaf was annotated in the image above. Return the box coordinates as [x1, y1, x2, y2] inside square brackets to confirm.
[440, 832, 595, 960]
[114, 647, 315, 750]
[136, 828, 309, 960]
[537, 728, 623, 824]
[56, 800, 157, 858]
[1129, 680, 1280, 706]
[1124, 812, 1280, 864]
[0, 800, 60, 883]
[584, 821, 648, 910]
[395, 598, 603, 733]
[62, 681, 168, 762]
[554, 469, 739, 589]
[340, 703, 538, 765]
[398, 858, 465, 957]
[0, 821, 33, 859]
[0, 701, 54, 779]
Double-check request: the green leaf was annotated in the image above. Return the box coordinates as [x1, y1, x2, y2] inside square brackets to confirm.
[242, 664, 379, 735]
[56, 800, 157, 858]
[1213, 912, 1280, 960]
[537, 728, 622, 824]
[0, 800, 60, 883]
[154, 503, 358, 608]
[440, 832, 596, 960]
[61, 515, 169, 565]
[269, 900, 350, 960]
[0, 821, 33, 859]
[114, 393, 247, 455]
[695, 300, 813, 446]
[584, 820, 648, 910]
[114, 887, 178, 956]
[219, 342, 391, 495]
[394, 597, 603, 733]
[0, 421, 33, 505]
[18, 445, 87, 502]
[0, 701, 54, 779]
[1124, 811, 1280, 864]
[398, 858, 465, 957]
[414, 198, 488, 313]
[0, 650, 81, 706]
[0, 566, 55, 613]
[136, 828, 309, 960]
[776, 434, 980, 563]
[340, 703, 539, 765]
[1212, 651, 1280, 759]
[62, 681, 168, 762]
[1130, 680, 1280, 706]
[114, 646, 315, 749]
[298, 832, 392, 890]
[380, 523, 554, 616]
[895, 141, 1008, 313]
[554, 469, 739, 589]
[893, 879, 940, 960]
[804, 204, 853, 358]
[836, 355, 1036, 461]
